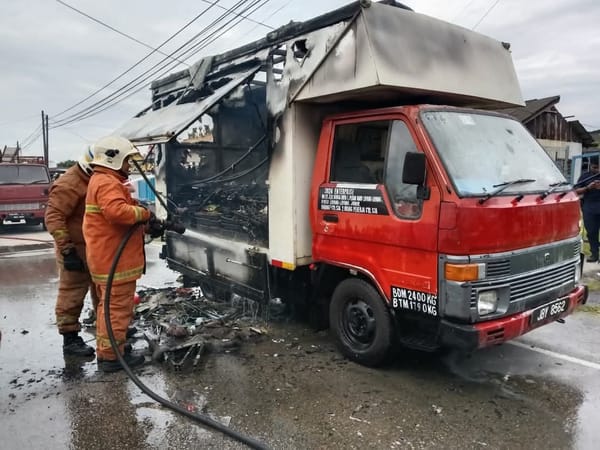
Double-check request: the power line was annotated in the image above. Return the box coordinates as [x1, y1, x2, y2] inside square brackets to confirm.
[20, 125, 43, 148]
[451, 0, 477, 21]
[238, 0, 293, 37]
[55, 0, 188, 66]
[185, 0, 271, 62]
[55, 0, 270, 128]
[51, 0, 222, 122]
[199, 0, 274, 29]
[50, 0, 251, 127]
[472, 0, 501, 30]
[51, 0, 270, 128]
[55, 127, 91, 143]
[21, 129, 44, 150]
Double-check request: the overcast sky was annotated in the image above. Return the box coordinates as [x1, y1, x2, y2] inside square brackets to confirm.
[1, 0, 598, 163]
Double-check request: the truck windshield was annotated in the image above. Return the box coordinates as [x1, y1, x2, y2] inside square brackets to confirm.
[0, 165, 50, 184]
[421, 111, 567, 197]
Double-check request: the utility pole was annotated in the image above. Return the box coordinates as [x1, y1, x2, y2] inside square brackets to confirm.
[41, 110, 49, 166]
[45, 112, 49, 166]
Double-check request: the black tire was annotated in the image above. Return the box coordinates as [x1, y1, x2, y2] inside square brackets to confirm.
[329, 278, 394, 366]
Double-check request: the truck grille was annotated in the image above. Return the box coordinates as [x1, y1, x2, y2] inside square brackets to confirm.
[0, 202, 41, 211]
[470, 261, 575, 307]
[482, 239, 581, 279]
[486, 259, 511, 277]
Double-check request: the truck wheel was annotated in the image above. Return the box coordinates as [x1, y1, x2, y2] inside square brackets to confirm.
[330, 278, 393, 366]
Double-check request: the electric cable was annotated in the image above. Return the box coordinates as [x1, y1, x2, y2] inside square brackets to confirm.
[181, 0, 270, 63]
[50, 0, 271, 129]
[55, 0, 189, 65]
[20, 125, 43, 148]
[187, 135, 267, 186]
[235, 0, 292, 38]
[472, 0, 501, 30]
[199, 0, 274, 29]
[103, 223, 270, 449]
[50, 0, 260, 128]
[451, 0, 477, 21]
[51, 0, 269, 128]
[50, 0, 223, 122]
[21, 128, 44, 150]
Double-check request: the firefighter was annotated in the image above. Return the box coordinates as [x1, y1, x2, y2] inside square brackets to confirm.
[45, 148, 99, 356]
[83, 135, 152, 373]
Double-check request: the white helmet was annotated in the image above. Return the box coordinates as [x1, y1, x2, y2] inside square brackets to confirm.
[91, 135, 141, 171]
[77, 146, 94, 176]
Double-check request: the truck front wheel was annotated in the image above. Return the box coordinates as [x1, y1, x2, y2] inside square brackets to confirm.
[330, 278, 393, 366]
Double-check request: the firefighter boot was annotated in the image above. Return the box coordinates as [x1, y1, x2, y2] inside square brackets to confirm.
[63, 332, 95, 356]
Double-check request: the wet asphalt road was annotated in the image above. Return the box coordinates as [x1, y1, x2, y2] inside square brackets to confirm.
[2, 238, 600, 448]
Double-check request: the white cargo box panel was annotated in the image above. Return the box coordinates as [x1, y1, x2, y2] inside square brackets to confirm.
[267, 103, 326, 269]
[293, 2, 523, 108]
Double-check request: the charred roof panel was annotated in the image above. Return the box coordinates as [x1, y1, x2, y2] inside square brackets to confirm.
[115, 66, 260, 144]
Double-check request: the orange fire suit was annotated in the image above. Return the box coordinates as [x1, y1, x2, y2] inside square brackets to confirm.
[45, 164, 99, 335]
[83, 166, 150, 360]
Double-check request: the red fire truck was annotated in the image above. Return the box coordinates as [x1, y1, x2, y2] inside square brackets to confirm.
[0, 162, 51, 230]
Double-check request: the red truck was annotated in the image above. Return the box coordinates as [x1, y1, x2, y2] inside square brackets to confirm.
[0, 162, 51, 230]
[116, 0, 587, 365]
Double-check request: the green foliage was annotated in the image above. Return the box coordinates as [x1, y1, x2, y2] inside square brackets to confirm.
[57, 159, 76, 168]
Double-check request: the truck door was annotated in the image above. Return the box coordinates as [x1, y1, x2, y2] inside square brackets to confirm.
[313, 116, 441, 317]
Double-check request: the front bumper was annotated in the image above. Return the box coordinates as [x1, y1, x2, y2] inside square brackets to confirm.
[1, 211, 45, 222]
[438, 284, 588, 351]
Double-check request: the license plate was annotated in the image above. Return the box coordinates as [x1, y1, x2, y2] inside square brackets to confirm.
[530, 298, 568, 326]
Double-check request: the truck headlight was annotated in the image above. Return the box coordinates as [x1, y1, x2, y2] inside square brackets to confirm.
[478, 290, 498, 316]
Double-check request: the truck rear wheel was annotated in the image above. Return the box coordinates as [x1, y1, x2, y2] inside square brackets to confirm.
[330, 278, 393, 366]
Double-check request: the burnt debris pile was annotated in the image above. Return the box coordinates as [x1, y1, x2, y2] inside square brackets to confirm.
[133, 287, 269, 371]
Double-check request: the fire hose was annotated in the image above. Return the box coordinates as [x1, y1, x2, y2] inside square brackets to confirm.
[103, 158, 269, 449]
[103, 224, 269, 449]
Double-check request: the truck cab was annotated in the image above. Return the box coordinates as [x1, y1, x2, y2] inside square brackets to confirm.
[310, 105, 585, 364]
[0, 163, 51, 229]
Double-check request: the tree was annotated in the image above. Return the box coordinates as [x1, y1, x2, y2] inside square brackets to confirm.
[57, 160, 76, 168]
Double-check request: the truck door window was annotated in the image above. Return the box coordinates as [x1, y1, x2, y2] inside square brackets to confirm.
[385, 121, 422, 219]
[331, 122, 387, 184]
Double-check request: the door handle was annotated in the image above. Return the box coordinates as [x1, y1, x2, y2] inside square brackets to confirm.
[323, 214, 339, 223]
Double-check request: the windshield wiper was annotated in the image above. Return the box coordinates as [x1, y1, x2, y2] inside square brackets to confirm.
[27, 179, 50, 184]
[478, 178, 536, 204]
[539, 181, 571, 199]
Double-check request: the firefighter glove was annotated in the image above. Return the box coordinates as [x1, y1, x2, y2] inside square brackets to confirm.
[62, 247, 85, 272]
[146, 213, 165, 239]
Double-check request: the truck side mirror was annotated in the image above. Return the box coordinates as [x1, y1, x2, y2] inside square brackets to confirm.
[402, 152, 426, 185]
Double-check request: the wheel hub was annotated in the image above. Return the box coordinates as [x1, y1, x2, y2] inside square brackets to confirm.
[345, 300, 375, 345]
